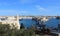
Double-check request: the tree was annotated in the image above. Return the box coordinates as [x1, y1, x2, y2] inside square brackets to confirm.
[0, 24, 10, 36]
[0, 23, 36, 36]
[21, 28, 36, 36]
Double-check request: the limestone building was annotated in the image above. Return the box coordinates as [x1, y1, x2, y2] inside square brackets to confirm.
[0, 15, 20, 29]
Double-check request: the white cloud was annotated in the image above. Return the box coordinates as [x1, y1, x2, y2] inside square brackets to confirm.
[36, 5, 47, 12]
[0, 10, 29, 15]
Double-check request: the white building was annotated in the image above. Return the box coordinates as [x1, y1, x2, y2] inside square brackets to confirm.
[0, 15, 20, 29]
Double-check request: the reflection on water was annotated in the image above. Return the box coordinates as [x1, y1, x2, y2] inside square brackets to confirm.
[19, 19, 36, 28]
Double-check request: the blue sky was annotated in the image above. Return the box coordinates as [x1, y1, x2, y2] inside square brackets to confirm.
[0, 0, 60, 16]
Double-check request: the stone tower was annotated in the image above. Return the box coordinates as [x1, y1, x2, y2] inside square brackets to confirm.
[16, 14, 20, 29]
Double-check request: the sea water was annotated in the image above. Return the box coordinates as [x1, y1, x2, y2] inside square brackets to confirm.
[19, 18, 60, 28]
[19, 19, 36, 28]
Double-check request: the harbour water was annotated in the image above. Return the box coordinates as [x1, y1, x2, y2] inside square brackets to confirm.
[19, 18, 60, 28]
[19, 19, 36, 28]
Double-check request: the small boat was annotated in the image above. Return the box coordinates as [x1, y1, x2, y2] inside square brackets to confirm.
[19, 18, 23, 21]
